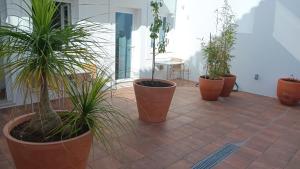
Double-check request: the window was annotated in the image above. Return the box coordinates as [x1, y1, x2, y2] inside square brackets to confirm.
[52, 2, 71, 29]
[159, 17, 167, 43]
[0, 0, 7, 26]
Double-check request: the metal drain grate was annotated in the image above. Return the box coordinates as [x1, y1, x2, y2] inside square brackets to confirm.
[192, 144, 239, 169]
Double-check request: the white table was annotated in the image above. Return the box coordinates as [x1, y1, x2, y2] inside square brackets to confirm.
[156, 60, 185, 80]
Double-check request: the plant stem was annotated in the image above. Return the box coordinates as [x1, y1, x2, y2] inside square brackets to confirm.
[40, 72, 52, 114]
[152, 38, 156, 81]
[29, 70, 62, 136]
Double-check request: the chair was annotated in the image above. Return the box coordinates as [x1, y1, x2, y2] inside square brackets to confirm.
[83, 63, 97, 79]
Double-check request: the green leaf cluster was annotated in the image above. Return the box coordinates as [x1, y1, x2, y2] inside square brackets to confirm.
[149, 0, 170, 80]
[217, 0, 238, 76]
[54, 70, 133, 151]
[202, 35, 223, 80]
[202, 0, 237, 79]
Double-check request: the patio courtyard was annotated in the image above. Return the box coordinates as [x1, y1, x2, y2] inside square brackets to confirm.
[0, 80, 299, 169]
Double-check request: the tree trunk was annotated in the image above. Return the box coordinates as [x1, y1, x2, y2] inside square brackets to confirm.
[151, 39, 156, 81]
[29, 71, 62, 137]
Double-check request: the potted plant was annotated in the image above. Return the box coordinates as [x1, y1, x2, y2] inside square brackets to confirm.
[277, 77, 300, 106]
[199, 34, 224, 101]
[133, 0, 176, 123]
[0, 0, 131, 169]
[217, 0, 238, 97]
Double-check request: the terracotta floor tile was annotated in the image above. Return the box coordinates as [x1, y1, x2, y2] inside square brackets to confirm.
[166, 160, 193, 169]
[244, 135, 275, 153]
[88, 157, 121, 169]
[224, 146, 261, 169]
[247, 161, 281, 169]
[0, 80, 299, 169]
[0, 161, 13, 169]
[125, 157, 160, 169]
[148, 149, 182, 168]
[286, 151, 300, 169]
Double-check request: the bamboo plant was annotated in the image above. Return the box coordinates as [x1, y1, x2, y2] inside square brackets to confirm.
[202, 34, 222, 80]
[149, 0, 169, 81]
[217, 0, 237, 76]
[0, 0, 131, 143]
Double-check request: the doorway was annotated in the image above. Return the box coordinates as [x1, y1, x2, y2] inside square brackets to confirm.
[115, 12, 133, 80]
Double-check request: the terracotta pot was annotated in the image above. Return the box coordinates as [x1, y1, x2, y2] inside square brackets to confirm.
[199, 76, 224, 101]
[3, 113, 92, 169]
[277, 78, 300, 106]
[133, 79, 176, 123]
[220, 75, 236, 97]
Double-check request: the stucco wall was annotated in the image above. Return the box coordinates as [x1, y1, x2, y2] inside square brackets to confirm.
[77, 0, 176, 81]
[173, 0, 300, 97]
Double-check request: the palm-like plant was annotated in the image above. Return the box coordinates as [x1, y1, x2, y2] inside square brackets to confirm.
[59, 70, 132, 149]
[0, 0, 109, 137]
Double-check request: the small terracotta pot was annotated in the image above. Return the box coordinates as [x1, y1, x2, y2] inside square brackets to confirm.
[220, 75, 236, 97]
[133, 79, 176, 123]
[199, 76, 224, 101]
[277, 78, 300, 106]
[3, 113, 92, 169]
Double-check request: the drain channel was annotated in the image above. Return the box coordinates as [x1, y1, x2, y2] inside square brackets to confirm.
[191, 144, 239, 169]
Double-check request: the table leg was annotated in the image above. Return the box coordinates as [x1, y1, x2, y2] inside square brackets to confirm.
[166, 65, 169, 80]
[183, 64, 185, 80]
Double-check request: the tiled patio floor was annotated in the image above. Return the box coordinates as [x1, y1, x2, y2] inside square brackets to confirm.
[0, 80, 300, 169]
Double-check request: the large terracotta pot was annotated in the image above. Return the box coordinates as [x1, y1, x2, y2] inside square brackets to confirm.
[3, 113, 92, 169]
[199, 76, 224, 101]
[220, 75, 236, 97]
[133, 79, 176, 123]
[277, 78, 300, 106]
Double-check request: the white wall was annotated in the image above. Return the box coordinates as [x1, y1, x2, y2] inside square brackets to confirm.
[173, 0, 300, 97]
[77, 0, 175, 80]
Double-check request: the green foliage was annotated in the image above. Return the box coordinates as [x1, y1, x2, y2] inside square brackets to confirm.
[202, 35, 222, 80]
[55, 70, 133, 151]
[216, 0, 238, 75]
[202, 0, 237, 79]
[149, 0, 170, 80]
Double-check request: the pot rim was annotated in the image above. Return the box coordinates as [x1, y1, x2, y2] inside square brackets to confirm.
[134, 78, 177, 88]
[279, 78, 300, 84]
[221, 74, 236, 78]
[3, 112, 91, 146]
[199, 76, 224, 81]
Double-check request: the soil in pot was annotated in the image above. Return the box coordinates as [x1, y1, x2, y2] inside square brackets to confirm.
[220, 75, 236, 97]
[10, 120, 89, 142]
[277, 78, 300, 106]
[137, 80, 173, 87]
[134, 79, 176, 123]
[199, 76, 224, 101]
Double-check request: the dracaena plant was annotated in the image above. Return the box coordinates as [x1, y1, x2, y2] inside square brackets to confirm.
[0, 0, 132, 142]
[150, 0, 170, 81]
[54, 70, 133, 149]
